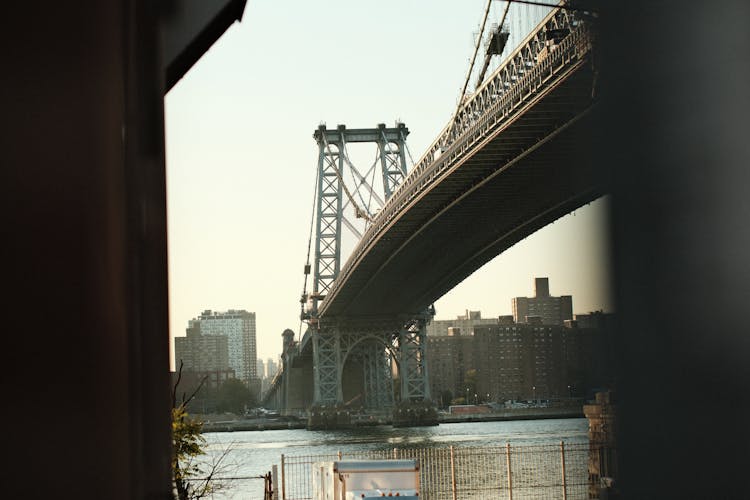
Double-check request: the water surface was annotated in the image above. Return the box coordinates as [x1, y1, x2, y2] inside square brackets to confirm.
[198, 418, 588, 499]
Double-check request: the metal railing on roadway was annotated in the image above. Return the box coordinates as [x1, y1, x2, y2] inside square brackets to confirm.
[279, 441, 591, 500]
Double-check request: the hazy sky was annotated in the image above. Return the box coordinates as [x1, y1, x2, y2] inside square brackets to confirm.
[164, 1, 614, 367]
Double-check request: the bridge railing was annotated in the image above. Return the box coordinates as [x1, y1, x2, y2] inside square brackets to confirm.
[320, 2, 594, 313]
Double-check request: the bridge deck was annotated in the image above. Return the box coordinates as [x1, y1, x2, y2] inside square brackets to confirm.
[320, 40, 601, 324]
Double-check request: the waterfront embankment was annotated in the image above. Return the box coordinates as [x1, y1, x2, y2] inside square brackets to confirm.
[439, 405, 583, 423]
[198, 405, 583, 432]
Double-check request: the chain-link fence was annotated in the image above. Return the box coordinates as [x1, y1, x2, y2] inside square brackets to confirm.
[279, 442, 590, 500]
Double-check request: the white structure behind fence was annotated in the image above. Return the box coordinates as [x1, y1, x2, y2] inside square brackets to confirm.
[280, 442, 590, 500]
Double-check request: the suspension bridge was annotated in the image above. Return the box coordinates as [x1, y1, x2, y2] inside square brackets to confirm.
[262, 0, 603, 429]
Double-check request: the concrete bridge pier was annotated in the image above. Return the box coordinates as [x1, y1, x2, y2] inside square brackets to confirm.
[262, 329, 313, 416]
[281, 358, 313, 415]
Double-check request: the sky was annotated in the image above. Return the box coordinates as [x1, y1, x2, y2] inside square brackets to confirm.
[164, 1, 614, 368]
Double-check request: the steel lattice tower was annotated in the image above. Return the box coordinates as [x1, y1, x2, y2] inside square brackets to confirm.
[304, 123, 433, 417]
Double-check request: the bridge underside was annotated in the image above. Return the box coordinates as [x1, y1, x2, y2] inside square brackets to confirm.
[322, 60, 602, 322]
[270, 347, 393, 416]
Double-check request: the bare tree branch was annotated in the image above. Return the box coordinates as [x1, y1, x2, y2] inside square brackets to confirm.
[172, 359, 184, 409]
[182, 375, 209, 408]
[172, 359, 209, 410]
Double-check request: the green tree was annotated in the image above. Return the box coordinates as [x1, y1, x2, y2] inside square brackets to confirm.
[216, 378, 256, 414]
[172, 362, 234, 499]
[172, 404, 207, 500]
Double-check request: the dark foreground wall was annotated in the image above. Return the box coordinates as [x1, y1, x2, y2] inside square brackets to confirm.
[4, 2, 172, 498]
[599, 1, 750, 497]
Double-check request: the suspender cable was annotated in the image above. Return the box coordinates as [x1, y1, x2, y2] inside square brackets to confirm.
[300, 156, 319, 336]
[475, 1, 512, 89]
[341, 140, 384, 214]
[444, 0, 493, 143]
[322, 134, 373, 223]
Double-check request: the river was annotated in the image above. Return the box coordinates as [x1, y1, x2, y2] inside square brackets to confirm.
[197, 417, 588, 499]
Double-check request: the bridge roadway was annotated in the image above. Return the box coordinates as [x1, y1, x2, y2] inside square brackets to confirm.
[266, 6, 602, 417]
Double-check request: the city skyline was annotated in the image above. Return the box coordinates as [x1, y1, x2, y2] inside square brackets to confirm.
[171, 208, 614, 365]
[165, 1, 614, 366]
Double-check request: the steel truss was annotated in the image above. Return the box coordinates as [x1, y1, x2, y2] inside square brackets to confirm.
[398, 309, 433, 402]
[311, 324, 341, 404]
[377, 124, 409, 200]
[311, 322, 397, 408]
[444, 4, 588, 147]
[310, 316, 433, 409]
[360, 341, 393, 409]
[310, 123, 410, 313]
[312, 131, 343, 303]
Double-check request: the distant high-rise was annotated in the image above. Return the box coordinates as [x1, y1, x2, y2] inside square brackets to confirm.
[512, 277, 573, 325]
[427, 318, 615, 404]
[426, 309, 500, 337]
[266, 358, 278, 379]
[174, 322, 230, 375]
[190, 309, 257, 383]
[256, 358, 265, 379]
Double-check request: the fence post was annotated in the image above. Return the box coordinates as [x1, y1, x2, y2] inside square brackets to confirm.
[280, 454, 286, 500]
[266, 469, 271, 500]
[560, 441, 568, 500]
[506, 443, 513, 500]
[450, 445, 457, 500]
[272, 465, 279, 500]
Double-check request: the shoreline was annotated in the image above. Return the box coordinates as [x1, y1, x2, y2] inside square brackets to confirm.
[199, 406, 584, 433]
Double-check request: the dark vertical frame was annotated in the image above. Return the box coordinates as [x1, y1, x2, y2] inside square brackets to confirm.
[600, 1, 750, 497]
[3, 1, 172, 497]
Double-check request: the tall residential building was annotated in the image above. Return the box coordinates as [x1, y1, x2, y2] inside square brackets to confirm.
[256, 358, 265, 379]
[472, 322, 564, 401]
[426, 280, 614, 404]
[426, 309, 499, 337]
[173, 323, 234, 392]
[427, 319, 615, 404]
[174, 322, 231, 374]
[512, 277, 573, 325]
[426, 330, 475, 404]
[190, 309, 257, 383]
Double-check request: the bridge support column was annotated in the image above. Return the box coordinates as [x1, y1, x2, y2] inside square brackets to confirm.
[377, 122, 409, 199]
[309, 323, 402, 429]
[362, 341, 394, 411]
[399, 314, 431, 402]
[393, 309, 438, 427]
[311, 325, 342, 406]
[309, 325, 352, 429]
